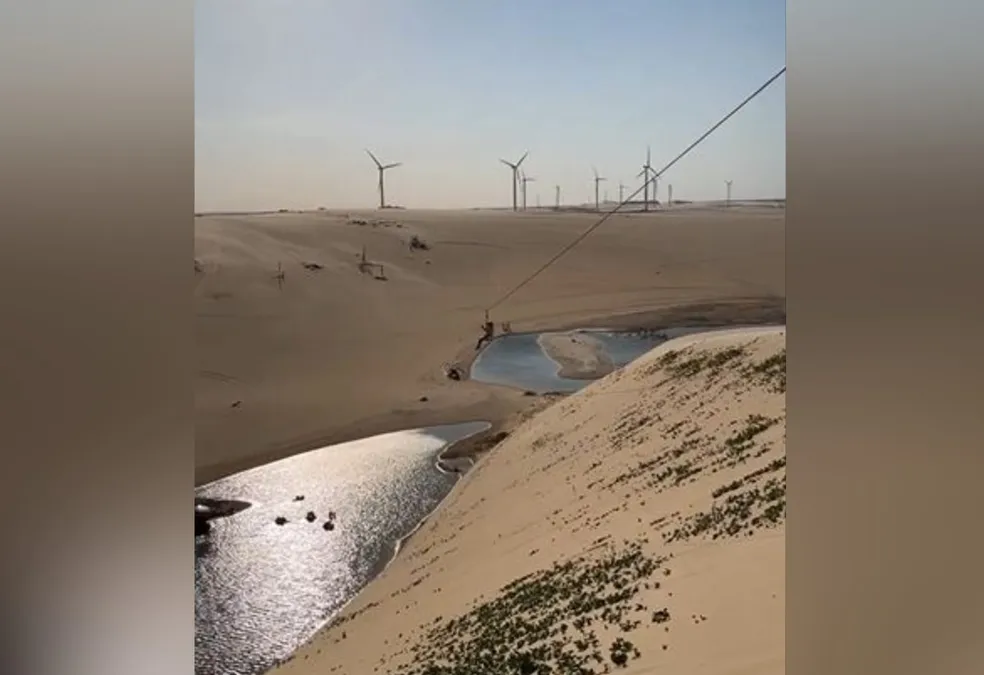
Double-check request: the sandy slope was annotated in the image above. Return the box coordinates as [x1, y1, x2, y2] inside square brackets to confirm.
[275, 327, 786, 675]
[195, 208, 784, 484]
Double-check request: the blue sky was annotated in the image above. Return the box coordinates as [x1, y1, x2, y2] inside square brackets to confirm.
[195, 0, 785, 211]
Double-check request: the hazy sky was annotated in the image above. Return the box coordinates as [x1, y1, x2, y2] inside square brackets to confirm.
[195, 0, 785, 211]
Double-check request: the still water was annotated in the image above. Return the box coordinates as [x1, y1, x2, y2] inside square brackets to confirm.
[470, 327, 715, 393]
[194, 421, 490, 675]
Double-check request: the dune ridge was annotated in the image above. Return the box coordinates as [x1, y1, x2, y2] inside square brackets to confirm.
[275, 326, 786, 675]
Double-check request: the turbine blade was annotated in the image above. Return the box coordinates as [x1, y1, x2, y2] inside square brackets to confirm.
[516, 151, 529, 167]
[637, 168, 646, 178]
[383, 162, 402, 169]
[366, 149, 383, 168]
[646, 145, 651, 164]
[501, 159, 516, 168]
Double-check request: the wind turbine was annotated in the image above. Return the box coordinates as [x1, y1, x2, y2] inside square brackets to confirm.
[500, 151, 529, 212]
[592, 166, 607, 212]
[555, 185, 561, 210]
[668, 183, 673, 208]
[366, 150, 402, 209]
[618, 181, 628, 204]
[637, 145, 655, 211]
[725, 180, 733, 207]
[520, 169, 536, 211]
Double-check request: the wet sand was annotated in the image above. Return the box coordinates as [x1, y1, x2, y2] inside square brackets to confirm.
[537, 331, 615, 379]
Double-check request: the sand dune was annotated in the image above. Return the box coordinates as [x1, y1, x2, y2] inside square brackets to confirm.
[273, 327, 785, 674]
[195, 208, 784, 485]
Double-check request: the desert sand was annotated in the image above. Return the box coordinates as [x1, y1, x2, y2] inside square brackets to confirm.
[538, 331, 615, 379]
[273, 326, 786, 675]
[195, 207, 784, 485]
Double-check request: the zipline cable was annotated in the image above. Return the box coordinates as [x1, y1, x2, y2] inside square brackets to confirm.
[485, 66, 786, 317]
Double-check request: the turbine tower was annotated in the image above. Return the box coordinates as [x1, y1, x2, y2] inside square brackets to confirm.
[668, 183, 673, 208]
[592, 166, 607, 212]
[520, 169, 536, 211]
[500, 151, 529, 212]
[366, 149, 402, 209]
[725, 180, 733, 207]
[618, 182, 628, 204]
[637, 145, 655, 211]
[555, 185, 561, 210]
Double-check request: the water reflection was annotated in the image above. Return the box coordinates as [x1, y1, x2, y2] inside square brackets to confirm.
[470, 327, 742, 393]
[194, 421, 489, 675]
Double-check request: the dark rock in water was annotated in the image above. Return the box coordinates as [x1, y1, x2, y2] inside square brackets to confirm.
[328, 510, 336, 521]
[305, 511, 316, 522]
[293, 495, 305, 501]
[275, 516, 288, 525]
[195, 497, 252, 526]
[195, 518, 211, 537]
[419, 396, 428, 402]
[323, 521, 335, 531]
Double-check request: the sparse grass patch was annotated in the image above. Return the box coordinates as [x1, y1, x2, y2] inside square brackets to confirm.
[606, 437, 706, 492]
[706, 346, 746, 375]
[664, 475, 786, 543]
[663, 353, 708, 378]
[654, 345, 748, 380]
[672, 461, 699, 485]
[655, 349, 682, 366]
[711, 456, 786, 499]
[403, 543, 667, 675]
[711, 478, 743, 499]
[747, 349, 786, 393]
[723, 415, 780, 459]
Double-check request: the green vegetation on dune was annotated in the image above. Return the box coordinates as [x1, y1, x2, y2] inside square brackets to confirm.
[403, 542, 669, 675]
[723, 414, 781, 462]
[748, 349, 786, 393]
[651, 343, 785, 394]
[374, 341, 787, 674]
[649, 344, 747, 380]
[665, 473, 786, 544]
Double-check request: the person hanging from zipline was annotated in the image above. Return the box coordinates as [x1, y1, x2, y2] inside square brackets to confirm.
[475, 312, 495, 351]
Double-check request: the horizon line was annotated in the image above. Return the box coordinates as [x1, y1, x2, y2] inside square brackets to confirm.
[194, 197, 787, 217]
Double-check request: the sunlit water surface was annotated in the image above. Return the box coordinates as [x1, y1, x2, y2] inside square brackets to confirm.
[470, 327, 717, 393]
[194, 421, 489, 675]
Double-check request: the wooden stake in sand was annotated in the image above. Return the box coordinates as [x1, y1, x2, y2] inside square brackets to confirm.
[357, 246, 386, 280]
[274, 262, 285, 290]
